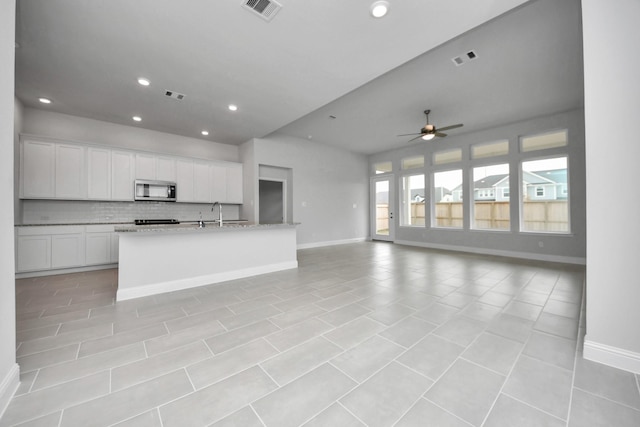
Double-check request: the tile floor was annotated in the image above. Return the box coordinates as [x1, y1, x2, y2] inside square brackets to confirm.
[3, 242, 640, 426]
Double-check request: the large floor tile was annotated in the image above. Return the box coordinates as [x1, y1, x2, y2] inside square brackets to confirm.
[187, 339, 278, 389]
[260, 337, 343, 386]
[461, 332, 523, 375]
[204, 319, 280, 354]
[209, 406, 264, 427]
[1, 372, 110, 426]
[425, 359, 505, 426]
[302, 403, 365, 427]
[395, 398, 471, 427]
[433, 316, 487, 347]
[503, 355, 573, 419]
[569, 388, 640, 427]
[253, 363, 356, 427]
[484, 393, 565, 427]
[159, 366, 277, 427]
[573, 357, 640, 409]
[330, 335, 404, 383]
[61, 370, 193, 426]
[378, 316, 436, 348]
[397, 334, 465, 380]
[522, 331, 576, 370]
[340, 361, 432, 427]
[323, 317, 386, 350]
[265, 317, 333, 351]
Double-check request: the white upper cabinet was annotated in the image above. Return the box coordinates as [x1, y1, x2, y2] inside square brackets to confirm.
[193, 160, 212, 203]
[87, 147, 111, 199]
[156, 156, 176, 182]
[21, 139, 55, 198]
[176, 159, 195, 202]
[210, 164, 227, 202]
[135, 153, 156, 180]
[226, 163, 243, 204]
[20, 136, 243, 203]
[111, 150, 135, 201]
[55, 144, 86, 199]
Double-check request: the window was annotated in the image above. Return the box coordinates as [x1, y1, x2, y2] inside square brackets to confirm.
[521, 156, 569, 233]
[402, 156, 424, 170]
[433, 148, 462, 165]
[502, 188, 510, 198]
[400, 174, 425, 226]
[375, 180, 390, 235]
[432, 169, 462, 228]
[521, 130, 567, 152]
[472, 163, 510, 230]
[472, 140, 509, 159]
[374, 161, 392, 174]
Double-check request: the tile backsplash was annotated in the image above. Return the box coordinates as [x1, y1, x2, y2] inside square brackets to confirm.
[20, 200, 241, 225]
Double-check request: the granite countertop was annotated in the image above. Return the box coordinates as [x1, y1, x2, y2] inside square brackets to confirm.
[115, 222, 299, 233]
[15, 219, 250, 227]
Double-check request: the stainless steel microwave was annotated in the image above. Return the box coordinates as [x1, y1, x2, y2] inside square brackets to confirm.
[134, 179, 177, 202]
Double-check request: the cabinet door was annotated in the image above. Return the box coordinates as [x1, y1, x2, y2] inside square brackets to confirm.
[226, 163, 243, 204]
[156, 156, 176, 182]
[176, 159, 194, 202]
[111, 232, 119, 263]
[85, 232, 112, 265]
[193, 161, 212, 203]
[112, 150, 134, 200]
[135, 153, 156, 180]
[21, 140, 55, 198]
[87, 147, 111, 200]
[55, 144, 86, 199]
[210, 164, 227, 202]
[52, 233, 85, 268]
[16, 235, 51, 272]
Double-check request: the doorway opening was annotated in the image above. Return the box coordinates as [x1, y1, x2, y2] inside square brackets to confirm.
[259, 179, 285, 224]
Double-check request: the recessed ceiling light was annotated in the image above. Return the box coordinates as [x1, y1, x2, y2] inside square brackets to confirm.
[228, 104, 238, 111]
[38, 97, 52, 104]
[201, 130, 209, 136]
[137, 77, 150, 86]
[132, 116, 142, 122]
[370, 1, 389, 18]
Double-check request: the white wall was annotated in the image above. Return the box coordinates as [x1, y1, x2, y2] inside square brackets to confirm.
[583, 0, 640, 373]
[0, 0, 19, 417]
[250, 135, 369, 247]
[22, 108, 239, 162]
[369, 109, 586, 263]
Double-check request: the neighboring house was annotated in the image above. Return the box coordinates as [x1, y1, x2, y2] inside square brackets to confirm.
[450, 169, 567, 202]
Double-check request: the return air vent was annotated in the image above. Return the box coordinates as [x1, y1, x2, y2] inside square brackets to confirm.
[242, 0, 283, 22]
[165, 90, 186, 101]
[451, 49, 478, 67]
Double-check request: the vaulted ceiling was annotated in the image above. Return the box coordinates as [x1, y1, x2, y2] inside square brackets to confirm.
[15, 0, 583, 155]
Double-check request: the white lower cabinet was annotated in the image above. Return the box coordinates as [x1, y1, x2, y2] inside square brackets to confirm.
[16, 225, 118, 273]
[16, 234, 51, 272]
[52, 232, 85, 268]
[85, 225, 114, 265]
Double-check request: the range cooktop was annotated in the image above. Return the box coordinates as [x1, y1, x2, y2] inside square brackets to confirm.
[134, 219, 180, 225]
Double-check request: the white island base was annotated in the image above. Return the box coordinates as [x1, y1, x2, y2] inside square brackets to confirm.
[116, 224, 298, 301]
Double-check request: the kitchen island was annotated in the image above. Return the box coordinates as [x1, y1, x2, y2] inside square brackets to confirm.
[115, 223, 298, 301]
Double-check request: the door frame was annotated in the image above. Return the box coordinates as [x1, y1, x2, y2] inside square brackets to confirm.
[370, 175, 395, 242]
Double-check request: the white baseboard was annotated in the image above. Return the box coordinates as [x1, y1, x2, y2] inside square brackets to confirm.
[16, 263, 117, 279]
[117, 261, 298, 301]
[583, 338, 640, 374]
[297, 237, 366, 250]
[395, 239, 586, 265]
[0, 364, 20, 420]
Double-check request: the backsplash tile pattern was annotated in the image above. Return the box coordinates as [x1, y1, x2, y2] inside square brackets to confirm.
[20, 200, 241, 225]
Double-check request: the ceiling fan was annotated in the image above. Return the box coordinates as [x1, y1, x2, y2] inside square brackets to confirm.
[398, 109, 463, 142]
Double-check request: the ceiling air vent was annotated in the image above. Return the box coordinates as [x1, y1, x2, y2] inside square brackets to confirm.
[242, 0, 283, 22]
[165, 90, 186, 101]
[451, 49, 478, 67]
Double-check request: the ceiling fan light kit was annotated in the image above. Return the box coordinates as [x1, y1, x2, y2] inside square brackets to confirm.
[370, 1, 390, 18]
[398, 109, 464, 143]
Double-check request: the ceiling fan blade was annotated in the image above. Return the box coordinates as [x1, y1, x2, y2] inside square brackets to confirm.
[435, 132, 447, 137]
[437, 123, 463, 132]
[407, 135, 424, 143]
[397, 132, 422, 137]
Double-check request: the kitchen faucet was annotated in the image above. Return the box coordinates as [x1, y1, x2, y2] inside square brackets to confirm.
[211, 201, 223, 226]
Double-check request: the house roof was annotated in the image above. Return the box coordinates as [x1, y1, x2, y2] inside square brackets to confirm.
[13, 0, 584, 154]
